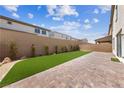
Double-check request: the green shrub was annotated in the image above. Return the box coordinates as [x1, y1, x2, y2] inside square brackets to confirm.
[75, 45, 80, 51]
[31, 44, 35, 57]
[54, 45, 58, 54]
[70, 45, 73, 51]
[64, 46, 68, 52]
[111, 57, 120, 62]
[44, 46, 49, 55]
[72, 46, 75, 51]
[61, 46, 64, 53]
[72, 45, 79, 51]
[9, 42, 18, 60]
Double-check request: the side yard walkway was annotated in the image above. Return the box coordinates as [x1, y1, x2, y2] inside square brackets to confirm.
[6, 52, 124, 88]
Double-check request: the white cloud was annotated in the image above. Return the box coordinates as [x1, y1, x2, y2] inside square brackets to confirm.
[84, 19, 90, 24]
[50, 21, 81, 36]
[98, 5, 111, 13]
[2, 5, 19, 12]
[93, 8, 99, 14]
[83, 18, 92, 30]
[37, 6, 41, 10]
[33, 24, 37, 26]
[47, 5, 57, 16]
[46, 5, 79, 21]
[50, 21, 102, 42]
[77, 19, 81, 22]
[93, 18, 99, 23]
[57, 5, 79, 17]
[28, 13, 34, 19]
[12, 12, 20, 18]
[83, 24, 92, 30]
[52, 17, 63, 21]
[41, 24, 45, 27]
[2, 5, 20, 18]
[64, 21, 80, 27]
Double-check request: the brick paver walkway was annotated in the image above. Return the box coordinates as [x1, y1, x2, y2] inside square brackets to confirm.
[6, 52, 124, 88]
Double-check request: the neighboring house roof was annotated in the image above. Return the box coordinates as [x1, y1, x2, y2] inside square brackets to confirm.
[108, 5, 115, 35]
[95, 35, 112, 43]
[0, 15, 51, 32]
[0, 15, 78, 40]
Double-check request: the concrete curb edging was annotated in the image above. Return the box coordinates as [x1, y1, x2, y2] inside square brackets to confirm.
[0, 60, 22, 82]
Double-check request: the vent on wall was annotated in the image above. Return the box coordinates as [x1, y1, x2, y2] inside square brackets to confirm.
[7, 21, 12, 25]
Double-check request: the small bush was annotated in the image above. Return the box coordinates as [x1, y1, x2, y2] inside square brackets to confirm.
[75, 45, 80, 51]
[64, 46, 68, 52]
[61, 46, 64, 53]
[72, 45, 80, 51]
[70, 45, 73, 51]
[9, 42, 18, 60]
[72, 46, 75, 51]
[44, 46, 49, 55]
[31, 44, 35, 57]
[54, 45, 58, 54]
[111, 57, 120, 62]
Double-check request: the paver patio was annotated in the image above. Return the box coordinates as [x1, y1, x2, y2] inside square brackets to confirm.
[6, 52, 124, 88]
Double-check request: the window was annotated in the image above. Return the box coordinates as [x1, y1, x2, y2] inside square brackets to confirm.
[122, 34, 124, 58]
[61, 34, 63, 38]
[116, 29, 122, 57]
[115, 5, 118, 22]
[35, 28, 40, 33]
[66, 36, 68, 40]
[42, 30, 46, 35]
[121, 34, 124, 58]
[7, 21, 12, 24]
[49, 32, 54, 37]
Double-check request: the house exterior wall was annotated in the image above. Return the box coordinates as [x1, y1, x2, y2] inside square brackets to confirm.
[50, 32, 73, 40]
[0, 18, 52, 37]
[51, 32, 64, 39]
[0, 18, 35, 34]
[37, 29, 50, 37]
[0, 28, 80, 61]
[112, 5, 124, 62]
[0, 17, 76, 41]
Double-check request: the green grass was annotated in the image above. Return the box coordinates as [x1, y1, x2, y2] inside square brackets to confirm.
[111, 57, 120, 62]
[0, 51, 89, 87]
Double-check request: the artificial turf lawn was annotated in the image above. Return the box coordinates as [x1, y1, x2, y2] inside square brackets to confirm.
[0, 51, 89, 87]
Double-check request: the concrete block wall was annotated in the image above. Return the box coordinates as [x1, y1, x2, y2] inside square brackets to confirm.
[79, 43, 112, 52]
[0, 28, 80, 61]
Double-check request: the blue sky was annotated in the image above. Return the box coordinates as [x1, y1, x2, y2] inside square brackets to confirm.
[0, 5, 111, 43]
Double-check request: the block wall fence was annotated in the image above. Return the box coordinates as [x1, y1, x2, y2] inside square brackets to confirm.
[0, 28, 81, 61]
[79, 43, 112, 52]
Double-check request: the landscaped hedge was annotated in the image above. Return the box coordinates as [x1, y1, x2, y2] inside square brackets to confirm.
[8, 41, 80, 60]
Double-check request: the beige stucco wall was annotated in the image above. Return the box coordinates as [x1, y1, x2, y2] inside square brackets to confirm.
[0, 28, 80, 61]
[112, 5, 124, 59]
[79, 43, 112, 52]
[0, 18, 35, 34]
